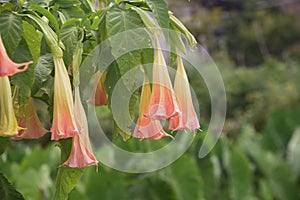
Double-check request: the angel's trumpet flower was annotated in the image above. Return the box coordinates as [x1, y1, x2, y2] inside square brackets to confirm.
[50, 57, 80, 140]
[144, 42, 181, 120]
[87, 71, 108, 106]
[0, 76, 21, 136]
[62, 87, 98, 168]
[13, 96, 48, 140]
[169, 56, 200, 130]
[133, 73, 172, 140]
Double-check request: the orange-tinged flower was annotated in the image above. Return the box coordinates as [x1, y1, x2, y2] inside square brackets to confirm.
[169, 56, 200, 130]
[51, 57, 80, 140]
[62, 87, 98, 168]
[0, 35, 32, 77]
[13, 96, 48, 140]
[133, 73, 172, 140]
[144, 43, 181, 120]
[87, 71, 108, 106]
[0, 76, 21, 136]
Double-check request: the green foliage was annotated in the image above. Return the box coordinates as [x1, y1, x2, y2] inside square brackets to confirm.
[0, 11, 23, 55]
[0, 173, 24, 200]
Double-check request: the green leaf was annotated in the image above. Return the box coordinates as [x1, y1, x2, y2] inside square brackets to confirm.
[258, 179, 274, 200]
[287, 128, 300, 178]
[160, 155, 204, 200]
[53, 167, 84, 200]
[30, 4, 60, 37]
[23, 20, 41, 64]
[19, 144, 60, 173]
[53, 0, 81, 8]
[226, 145, 253, 200]
[0, 137, 10, 156]
[0, 173, 24, 200]
[85, 166, 126, 200]
[32, 53, 54, 98]
[60, 19, 80, 67]
[15, 165, 52, 200]
[11, 38, 35, 104]
[197, 155, 220, 200]
[106, 6, 149, 89]
[59, 6, 85, 19]
[0, 11, 23, 55]
[145, 0, 169, 31]
[239, 127, 299, 200]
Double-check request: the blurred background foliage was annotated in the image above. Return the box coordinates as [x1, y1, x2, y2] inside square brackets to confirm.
[1, 0, 300, 199]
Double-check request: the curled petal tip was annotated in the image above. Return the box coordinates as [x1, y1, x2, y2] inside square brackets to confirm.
[0, 36, 32, 77]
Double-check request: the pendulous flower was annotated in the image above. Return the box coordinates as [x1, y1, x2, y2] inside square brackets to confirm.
[13, 95, 48, 140]
[133, 72, 172, 140]
[169, 56, 200, 130]
[0, 76, 21, 136]
[50, 57, 80, 140]
[87, 71, 108, 106]
[62, 87, 98, 168]
[144, 42, 181, 120]
[0, 35, 32, 77]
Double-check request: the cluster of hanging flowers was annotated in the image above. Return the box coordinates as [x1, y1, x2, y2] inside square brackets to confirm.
[0, 27, 199, 169]
[133, 40, 200, 140]
[0, 35, 33, 137]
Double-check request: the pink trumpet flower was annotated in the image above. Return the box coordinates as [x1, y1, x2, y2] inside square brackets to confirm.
[144, 43, 181, 120]
[87, 71, 108, 106]
[0, 76, 21, 137]
[169, 56, 200, 130]
[0, 35, 32, 77]
[51, 57, 80, 140]
[133, 73, 172, 140]
[13, 97, 48, 140]
[62, 87, 98, 168]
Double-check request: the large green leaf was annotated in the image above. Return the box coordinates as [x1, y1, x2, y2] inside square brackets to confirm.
[145, 0, 169, 31]
[106, 6, 149, 76]
[32, 53, 54, 100]
[0, 11, 23, 55]
[23, 20, 41, 64]
[160, 155, 204, 200]
[0, 173, 24, 200]
[11, 38, 35, 104]
[53, 167, 84, 200]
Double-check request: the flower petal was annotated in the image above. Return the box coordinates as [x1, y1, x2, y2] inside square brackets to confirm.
[0, 36, 32, 77]
[144, 42, 181, 120]
[133, 72, 172, 140]
[13, 97, 48, 140]
[51, 58, 80, 140]
[62, 87, 98, 168]
[87, 71, 108, 106]
[0, 76, 21, 136]
[169, 56, 200, 130]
